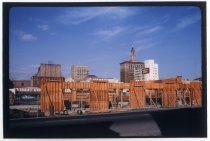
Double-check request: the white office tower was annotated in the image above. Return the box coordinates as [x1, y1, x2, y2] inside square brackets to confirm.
[144, 60, 159, 80]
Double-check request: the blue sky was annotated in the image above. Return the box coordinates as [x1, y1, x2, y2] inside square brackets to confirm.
[9, 6, 201, 80]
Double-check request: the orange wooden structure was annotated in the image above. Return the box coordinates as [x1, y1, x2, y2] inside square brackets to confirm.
[40, 80, 63, 115]
[90, 80, 109, 112]
[40, 76, 202, 115]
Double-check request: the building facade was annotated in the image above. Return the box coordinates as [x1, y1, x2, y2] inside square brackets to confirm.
[31, 63, 64, 87]
[120, 48, 145, 82]
[134, 68, 145, 81]
[12, 80, 31, 88]
[9, 87, 41, 105]
[144, 59, 159, 80]
[71, 65, 89, 82]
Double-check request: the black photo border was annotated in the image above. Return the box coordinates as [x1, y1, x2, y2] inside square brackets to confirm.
[3, 1, 207, 138]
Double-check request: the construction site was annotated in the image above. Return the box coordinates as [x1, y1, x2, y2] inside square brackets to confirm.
[40, 76, 202, 116]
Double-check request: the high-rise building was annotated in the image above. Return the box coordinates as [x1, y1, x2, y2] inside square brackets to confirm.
[144, 60, 159, 80]
[120, 48, 144, 82]
[71, 65, 89, 82]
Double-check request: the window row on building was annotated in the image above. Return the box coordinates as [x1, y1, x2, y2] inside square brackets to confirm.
[120, 48, 159, 82]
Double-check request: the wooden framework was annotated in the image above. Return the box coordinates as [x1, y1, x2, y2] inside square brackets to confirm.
[40, 80, 63, 116]
[40, 76, 202, 115]
[90, 81, 109, 112]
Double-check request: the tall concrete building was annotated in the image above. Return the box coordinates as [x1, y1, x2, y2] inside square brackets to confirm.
[144, 59, 159, 80]
[71, 65, 89, 82]
[120, 48, 144, 82]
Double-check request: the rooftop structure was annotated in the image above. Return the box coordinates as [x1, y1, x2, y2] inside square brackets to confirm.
[36, 63, 63, 77]
[31, 63, 64, 87]
[130, 47, 136, 62]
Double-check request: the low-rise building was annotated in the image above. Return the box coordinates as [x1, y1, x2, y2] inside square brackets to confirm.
[9, 87, 40, 105]
[12, 80, 31, 88]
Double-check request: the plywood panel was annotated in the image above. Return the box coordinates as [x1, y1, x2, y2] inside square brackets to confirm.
[190, 81, 202, 106]
[130, 81, 145, 109]
[90, 81, 109, 112]
[162, 84, 177, 107]
[40, 80, 63, 114]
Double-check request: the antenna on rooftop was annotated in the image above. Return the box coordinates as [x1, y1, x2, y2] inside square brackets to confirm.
[131, 42, 135, 48]
[130, 42, 136, 62]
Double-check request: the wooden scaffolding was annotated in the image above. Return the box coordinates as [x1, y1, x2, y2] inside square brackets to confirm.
[40, 76, 202, 115]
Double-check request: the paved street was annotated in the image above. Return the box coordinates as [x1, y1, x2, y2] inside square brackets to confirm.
[5, 107, 206, 138]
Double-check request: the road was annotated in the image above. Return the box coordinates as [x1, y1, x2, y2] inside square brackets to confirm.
[5, 107, 206, 138]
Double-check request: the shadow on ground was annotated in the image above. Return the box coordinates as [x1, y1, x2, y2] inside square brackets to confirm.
[151, 108, 206, 137]
[6, 121, 120, 138]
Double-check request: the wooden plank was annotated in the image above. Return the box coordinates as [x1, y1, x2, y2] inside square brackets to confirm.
[90, 80, 109, 112]
[130, 81, 145, 109]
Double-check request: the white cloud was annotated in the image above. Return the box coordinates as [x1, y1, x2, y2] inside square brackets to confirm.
[146, 26, 162, 33]
[20, 34, 37, 41]
[176, 13, 200, 29]
[37, 25, 49, 31]
[13, 30, 37, 41]
[56, 7, 134, 25]
[29, 18, 47, 24]
[132, 38, 158, 52]
[50, 33, 55, 36]
[132, 25, 162, 37]
[31, 64, 40, 69]
[135, 42, 157, 52]
[94, 24, 161, 43]
[127, 14, 169, 38]
[155, 14, 170, 25]
[95, 26, 125, 40]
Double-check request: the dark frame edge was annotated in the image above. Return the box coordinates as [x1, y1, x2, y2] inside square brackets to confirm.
[3, 2, 10, 138]
[2, 1, 207, 138]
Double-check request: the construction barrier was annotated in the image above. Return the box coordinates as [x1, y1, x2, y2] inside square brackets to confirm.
[40, 76, 202, 115]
